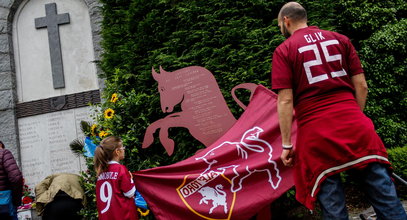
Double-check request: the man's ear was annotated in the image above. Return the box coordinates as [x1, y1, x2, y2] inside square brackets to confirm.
[283, 16, 290, 27]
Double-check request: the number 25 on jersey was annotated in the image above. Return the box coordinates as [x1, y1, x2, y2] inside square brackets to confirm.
[298, 40, 347, 84]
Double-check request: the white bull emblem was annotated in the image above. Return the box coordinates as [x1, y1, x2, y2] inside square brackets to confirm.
[196, 127, 282, 192]
[198, 184, 228, 214]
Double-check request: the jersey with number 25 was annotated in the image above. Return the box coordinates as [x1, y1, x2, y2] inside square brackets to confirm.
[96, 161, 138, 220]
[272, 26, 363, 105]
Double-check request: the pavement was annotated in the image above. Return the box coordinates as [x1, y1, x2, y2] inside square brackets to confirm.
[348, 200, 407, 220]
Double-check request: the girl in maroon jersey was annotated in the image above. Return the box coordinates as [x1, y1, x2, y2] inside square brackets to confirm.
[94, 136, 138, 220]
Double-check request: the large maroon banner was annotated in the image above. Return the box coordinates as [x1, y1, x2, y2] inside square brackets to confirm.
[134, 85, 296, 220]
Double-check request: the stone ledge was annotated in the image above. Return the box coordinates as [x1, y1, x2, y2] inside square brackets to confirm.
[16, 89, 101, 118]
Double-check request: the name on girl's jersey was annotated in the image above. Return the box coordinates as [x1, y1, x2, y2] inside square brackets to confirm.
[304, 32, 325, 43]
[98, 172, 119, 180]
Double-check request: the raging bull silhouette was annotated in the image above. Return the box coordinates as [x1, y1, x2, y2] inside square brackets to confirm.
[142, 66, 258, 156]
[196, 126, 282, 192]
[198, 184, 228, 214]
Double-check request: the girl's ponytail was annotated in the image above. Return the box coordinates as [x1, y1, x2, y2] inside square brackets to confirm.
[94, 146, 108, 176]
[93, 136, 122, 176]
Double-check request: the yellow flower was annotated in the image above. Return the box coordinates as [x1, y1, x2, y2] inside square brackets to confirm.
[104, 108, 115, 119]
[91, 124, 97, 136]
[137, 208, 150, 216]
[99, 130, 108, 138]
[110, 93, 118, 103]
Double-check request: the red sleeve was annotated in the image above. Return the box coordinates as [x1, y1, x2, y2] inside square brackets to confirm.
[342, 35, 364, 76]
[119, 165, 136, 198]
[271, 45, 293, 90]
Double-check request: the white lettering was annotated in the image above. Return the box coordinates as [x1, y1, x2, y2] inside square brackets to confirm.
[180, 171, 221, 198]
[304, 32, 325, 43]
[316, 32, 325, 40]
[97, 172, 119, 181]
[304, 35, 312, 43]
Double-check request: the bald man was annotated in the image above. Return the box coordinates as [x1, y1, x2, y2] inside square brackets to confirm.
[271, 2, 406, 220]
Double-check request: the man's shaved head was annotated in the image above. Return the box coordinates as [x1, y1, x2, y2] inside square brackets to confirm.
[278, 2, 307, 23]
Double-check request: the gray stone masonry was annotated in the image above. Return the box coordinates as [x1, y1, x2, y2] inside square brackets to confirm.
[0, 0, 19, 162]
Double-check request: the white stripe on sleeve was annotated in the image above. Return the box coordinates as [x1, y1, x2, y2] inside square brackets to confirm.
[123, 186, 136, 198]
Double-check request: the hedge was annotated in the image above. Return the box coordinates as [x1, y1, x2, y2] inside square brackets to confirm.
[79, 1, 406, 219]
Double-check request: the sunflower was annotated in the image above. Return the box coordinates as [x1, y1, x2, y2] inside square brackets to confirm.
[91, 124, 98, 136]
[110, 93, 118, 103]
[104, 108, 115, 119]
[137, 208, 150, 216]
[99, 130, 109, 138]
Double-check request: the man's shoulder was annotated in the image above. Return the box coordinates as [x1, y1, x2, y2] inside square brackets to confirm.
[274, 38, 292, 54]
[319, 29, 350, 42]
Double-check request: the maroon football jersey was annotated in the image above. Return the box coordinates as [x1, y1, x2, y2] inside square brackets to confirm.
[271, 27, 389, 210]
[271, 26, 363, 105]
[96, 161, 138, 220]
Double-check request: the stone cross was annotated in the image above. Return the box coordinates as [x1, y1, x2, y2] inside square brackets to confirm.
[35, 3, 70, 89]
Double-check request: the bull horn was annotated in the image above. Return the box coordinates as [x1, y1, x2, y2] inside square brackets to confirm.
[152, 67, 160, 81]
[159, 66, 167, 75]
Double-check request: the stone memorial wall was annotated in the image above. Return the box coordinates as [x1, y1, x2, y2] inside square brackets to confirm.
[0, 0, 103, 190]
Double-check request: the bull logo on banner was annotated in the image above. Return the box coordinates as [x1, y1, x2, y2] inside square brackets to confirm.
[176, 126, 281, 219]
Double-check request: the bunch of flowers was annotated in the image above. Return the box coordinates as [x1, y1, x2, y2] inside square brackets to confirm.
[90, 123, 110, 139]
[18, 180, 35, 210]
[70, 93, 119, 157]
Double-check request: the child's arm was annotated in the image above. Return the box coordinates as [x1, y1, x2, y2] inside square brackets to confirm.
[121, 167, 136, 198]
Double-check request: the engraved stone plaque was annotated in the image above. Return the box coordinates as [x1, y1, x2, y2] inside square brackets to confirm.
[18, 107, 92, 189]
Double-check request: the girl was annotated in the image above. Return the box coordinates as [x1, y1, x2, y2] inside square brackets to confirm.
[94, 136, 138, 220]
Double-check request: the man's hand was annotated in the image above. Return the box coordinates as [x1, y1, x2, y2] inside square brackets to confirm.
[280, 149, 295, 167]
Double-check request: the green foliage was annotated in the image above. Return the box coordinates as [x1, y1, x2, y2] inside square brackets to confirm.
[360, 19, 407, 148]
[387, 146, 407, 180]
[387, 146, 407, 199]
[79, 0, 406, 218]
[97, 0, 290, 170]
[301, 0, 339, 30]
[79, 158, 98, 220]
[336, 0, 406, 42]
